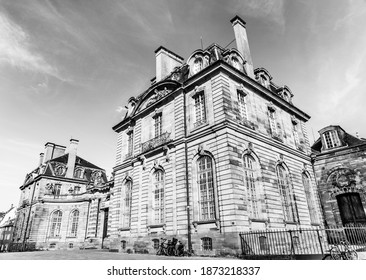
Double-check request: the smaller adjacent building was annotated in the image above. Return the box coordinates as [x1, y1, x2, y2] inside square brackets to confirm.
[0, 205, 16, 252]
[311, 125, 366, 227]
[12, 139, 113, 251]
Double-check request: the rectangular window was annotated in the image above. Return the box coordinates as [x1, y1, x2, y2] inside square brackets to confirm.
[198, 156, 215, 221]
[74, 186, 81, 194]
[268, 110, 277, 135]
[194, 92, 206, 127]
[201, 237, 212, 251]
[237, 91, 248, 121]
[324, 130, 340, 149]
[127, 131, 133, 156]
[302, 174, 318, 224]
[153, 171, 164, 224]
[154, 114, 162, 137]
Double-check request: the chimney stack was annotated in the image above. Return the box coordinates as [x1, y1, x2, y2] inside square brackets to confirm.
[155, 46, 183, 82]
[66, 139, 79, 178]
[39, 153, 44, 166]
[230, 15, 254, 78]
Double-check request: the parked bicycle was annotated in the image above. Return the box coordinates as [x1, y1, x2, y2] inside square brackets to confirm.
[156, 237, 192, 257]
[322, 240, 358, 260]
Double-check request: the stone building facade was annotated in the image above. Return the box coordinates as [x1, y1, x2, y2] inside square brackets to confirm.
[311, 125, 366, 227]
[109, 16, 323, 255]
[12, 140, 112, 251]
[0, 205, 16, 252]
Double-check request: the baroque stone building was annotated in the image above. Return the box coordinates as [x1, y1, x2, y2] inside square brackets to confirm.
[108, 16, 323, 255]
[311, 125, 366, 227]
[12, 140, 112, 251]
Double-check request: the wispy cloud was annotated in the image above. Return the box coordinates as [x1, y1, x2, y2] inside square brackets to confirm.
[0, 12, 59, 78]
[227, 0, 286, 28]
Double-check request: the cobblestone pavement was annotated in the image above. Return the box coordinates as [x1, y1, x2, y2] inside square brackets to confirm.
[0, 250, 226, 260]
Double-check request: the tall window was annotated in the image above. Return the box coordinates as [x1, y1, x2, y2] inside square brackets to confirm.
[124, 180, 133, 227]
[323, 130, 340, 149]
[154, 114, 162, 137]
[194, 92, 206, 127]
[69, 210, 79, 237]
[50, 210, 62, 237]
[198, 156, 215, 221]
[268, 110, 277, 135]
[302, 173, 318, 224]
[153, 170, 164, 224]
[243, 155, 259, 218]
[293, 123, 300, 147]
[237, 91, 248, 121]
[127, 131, 134, 156]
[74, 168, 83, 179]
[276, 165, 297, 222]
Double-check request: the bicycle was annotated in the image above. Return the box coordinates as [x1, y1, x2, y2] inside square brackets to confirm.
[322, 240, 358, 260]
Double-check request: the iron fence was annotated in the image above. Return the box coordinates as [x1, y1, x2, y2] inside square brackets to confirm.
[239, 225, 366, 257]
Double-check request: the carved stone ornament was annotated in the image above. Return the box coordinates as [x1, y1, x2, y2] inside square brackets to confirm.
[153, 159, 159, 169]
[247, 142, 254, 154]
[163, 145, 170, 162]
[146, 87, 172, 108]
[238, 84, 248, 96]
[198, 143, 205, 155]
[138, 156, 146, 170]
[291, 115, 298, 125]
[267, 102, 276, 112]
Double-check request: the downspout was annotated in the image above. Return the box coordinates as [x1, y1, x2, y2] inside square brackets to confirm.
[95, 198, 101, 238]
[310, 154, 328, 227]
[183, 87, 193, 254]
[84, 198, 92, 240]
[22, 181, 37, 251]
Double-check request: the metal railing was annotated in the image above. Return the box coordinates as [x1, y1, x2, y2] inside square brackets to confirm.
[239, 225, 366, 257]
[141, 132, 171, 153]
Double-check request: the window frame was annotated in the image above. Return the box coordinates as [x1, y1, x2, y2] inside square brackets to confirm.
[243, 154, 259, 218]
[69, 210, 79, 237]
[49, 210, 63, 238]
[193, 91, 206, 128]
[197, 156, 216, 221]
[323, 130, 341, 149]
[152, 170, 165, 224]
[237, 90, 248, 121]
[276, 165, 298, 223]
[153, 113, 163, 138]
[123, 180, 133, 228]
[302, 172, 318, 224]
[201, 237, 213, 251]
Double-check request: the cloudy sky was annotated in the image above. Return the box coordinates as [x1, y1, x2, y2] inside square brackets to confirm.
[1, 0, 366, 210]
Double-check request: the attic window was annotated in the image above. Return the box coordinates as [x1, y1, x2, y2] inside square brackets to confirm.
[323, 130, 341, 149]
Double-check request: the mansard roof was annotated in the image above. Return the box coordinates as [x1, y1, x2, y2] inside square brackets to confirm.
[311, 125, 366, 152]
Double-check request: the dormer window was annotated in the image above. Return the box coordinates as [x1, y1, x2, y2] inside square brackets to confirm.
[259, 75, 269, 88]
[192, 58, 203, 75]
[323, 130, 341, 149]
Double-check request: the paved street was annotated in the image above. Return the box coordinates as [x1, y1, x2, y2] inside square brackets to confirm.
[0, 249, 226, 260]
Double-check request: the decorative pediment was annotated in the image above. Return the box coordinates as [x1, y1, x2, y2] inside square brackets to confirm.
[277, 85, 293, 102]
[135, 81, 180, 113]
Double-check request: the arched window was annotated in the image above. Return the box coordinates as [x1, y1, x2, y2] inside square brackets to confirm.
[123, 180, 133, 227]
[302, 173, 318, 224]
[276, 165, 297, 222]
[50, 210, 62, 237]
[69, 210, 79, 237]
[193, 58, 203, 74]
[198, 156, 215, 221]
[243, 155, 259, 218]
[153, 170, 165, 224]
[74, 168, 83, 179]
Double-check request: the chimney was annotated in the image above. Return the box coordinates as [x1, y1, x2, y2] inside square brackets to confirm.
[43, 142, 66, 163]
[43, 142, 55, 163]
[155, 46, 183, 82]
[39, 153, 44, 166]
[66, 139, 79, 178]
[230, 15, 254, 78]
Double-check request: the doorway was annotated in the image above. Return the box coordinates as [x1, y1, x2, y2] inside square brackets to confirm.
[336, 192, 366, 226]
